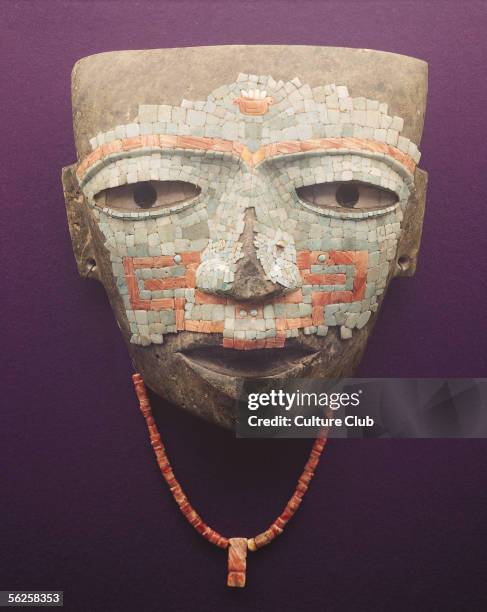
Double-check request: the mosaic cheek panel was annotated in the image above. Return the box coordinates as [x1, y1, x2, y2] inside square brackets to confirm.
[80, 75, 420, 348]
[120, 249, 368, 348]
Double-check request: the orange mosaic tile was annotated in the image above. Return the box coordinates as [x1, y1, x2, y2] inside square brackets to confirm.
[144, 278, 187, 290]
[184, 320, 225, 334]
[275, 290, 303, 304]
[301, 272, 347, 285]
[194, 290, 227, 305]
[233, 95, 274, 116]
[223, 335, 286, 350]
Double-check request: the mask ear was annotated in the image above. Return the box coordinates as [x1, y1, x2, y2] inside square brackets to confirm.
[61, 164, 101, 282]
[394, 167, 428, 277]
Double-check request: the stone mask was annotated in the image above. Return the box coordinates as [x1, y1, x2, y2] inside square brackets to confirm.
[62, 46, 428, 429]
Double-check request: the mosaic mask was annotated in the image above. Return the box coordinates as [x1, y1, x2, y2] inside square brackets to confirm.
[62, 46, 428, 428]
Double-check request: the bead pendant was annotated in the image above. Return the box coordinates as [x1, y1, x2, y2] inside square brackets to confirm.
[227, 538, 248, 588]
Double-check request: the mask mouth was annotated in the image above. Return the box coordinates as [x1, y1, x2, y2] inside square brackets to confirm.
[178, 343, 319, 378]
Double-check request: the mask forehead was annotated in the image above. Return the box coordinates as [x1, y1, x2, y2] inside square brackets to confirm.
[71, 45, 427, 158]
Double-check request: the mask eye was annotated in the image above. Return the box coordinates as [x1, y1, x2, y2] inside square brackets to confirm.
[133, 182, 157, 208]
[296, 181, 398, 213]
[95, 180, 201, 212]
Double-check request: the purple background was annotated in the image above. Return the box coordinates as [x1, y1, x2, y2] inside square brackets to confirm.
[2, 1, 487, 610]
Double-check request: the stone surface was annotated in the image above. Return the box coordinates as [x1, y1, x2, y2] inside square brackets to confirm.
[62, 46, 428, 429]
[227, 538, 248, 588]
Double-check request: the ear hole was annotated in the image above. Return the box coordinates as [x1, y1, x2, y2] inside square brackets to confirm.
[397, 255, 411, 272]
[86, 257, 98, 276]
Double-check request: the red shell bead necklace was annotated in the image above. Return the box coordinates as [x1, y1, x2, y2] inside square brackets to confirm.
[132, 373, 326, 588]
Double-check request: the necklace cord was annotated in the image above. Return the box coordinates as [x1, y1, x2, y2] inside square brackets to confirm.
[132, 373, 326, 586]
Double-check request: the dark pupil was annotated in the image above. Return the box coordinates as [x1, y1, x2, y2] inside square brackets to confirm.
[335, 183, 360, 208]
[133, 182, 157, 208]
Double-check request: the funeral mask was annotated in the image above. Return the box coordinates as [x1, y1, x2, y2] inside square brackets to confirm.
[62, 46, 428, 428]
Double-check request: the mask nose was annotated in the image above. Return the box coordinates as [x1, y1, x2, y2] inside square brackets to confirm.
[195, 173, 302, 302]
[228, 208, 284, 301]
[195, 206, 302, 302]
